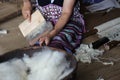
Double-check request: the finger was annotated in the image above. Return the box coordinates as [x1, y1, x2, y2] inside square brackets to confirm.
[22, 11, 27, 19]
[26, 11, 31, 22]
[45, 37, 50, 46]
[41, 41, 46, 46]
[27, 12, 31, 22]
[22, 9, 28, 19]
[39, 38, 44, 47]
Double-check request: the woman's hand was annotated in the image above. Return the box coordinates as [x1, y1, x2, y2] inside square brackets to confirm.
[38, 34, 52, 46]
[38, 29, 57, 46]
[22, 1, 32, 21]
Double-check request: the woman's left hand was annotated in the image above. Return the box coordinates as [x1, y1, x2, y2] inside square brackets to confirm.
[38, 34, 51, 46]
[38, 28, 58, 46]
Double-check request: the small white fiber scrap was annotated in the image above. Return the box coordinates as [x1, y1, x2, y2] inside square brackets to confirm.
[0, 29, 7, 34]
[97, 76, 104, 80]
[102, 61, 114, 66]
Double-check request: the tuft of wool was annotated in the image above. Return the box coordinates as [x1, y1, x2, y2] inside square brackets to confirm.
[75, 44, 104, 63]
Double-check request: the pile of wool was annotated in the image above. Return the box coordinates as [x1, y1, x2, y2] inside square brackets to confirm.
[0, 47, 74, 80]
[0, 59, 27, 80]
[24, 47, 74, 80]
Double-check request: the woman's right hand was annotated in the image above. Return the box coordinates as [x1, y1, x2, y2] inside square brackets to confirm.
[22, 1, 32, 21]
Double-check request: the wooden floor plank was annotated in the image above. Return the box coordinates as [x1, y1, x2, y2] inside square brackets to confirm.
[0, 2, 22, 23]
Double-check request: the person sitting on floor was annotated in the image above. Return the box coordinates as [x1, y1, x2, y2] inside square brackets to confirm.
[22, 0, 86, 54]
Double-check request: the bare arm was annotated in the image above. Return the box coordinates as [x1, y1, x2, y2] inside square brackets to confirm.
[49, 0, 76, 38]
[38, 0, 76, 46]
[23, 0, 30, 2]
[22, 0, 32, 21]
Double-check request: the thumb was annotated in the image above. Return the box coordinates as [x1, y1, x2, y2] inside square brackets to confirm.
[28, 14, 31, 22]
[26, 11, 31, 22]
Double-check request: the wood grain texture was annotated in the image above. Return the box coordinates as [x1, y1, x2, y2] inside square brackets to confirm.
[0, 2, 22, 23]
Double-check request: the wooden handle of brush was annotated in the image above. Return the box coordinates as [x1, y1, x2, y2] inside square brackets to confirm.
[91, 37, 110, 49]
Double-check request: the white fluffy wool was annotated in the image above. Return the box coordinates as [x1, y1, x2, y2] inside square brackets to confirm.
[0, 59, 27, 80]
[75, 44, 104, 63]
[23, 47, 73, 80]
[0, 47, 74, 80]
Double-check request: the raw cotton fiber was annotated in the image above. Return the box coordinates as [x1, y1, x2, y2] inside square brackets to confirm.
[0, 47, 74, 80]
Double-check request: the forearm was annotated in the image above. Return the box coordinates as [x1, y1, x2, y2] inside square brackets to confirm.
[49, 0, 75, 38]
[49, 12, 71, 38]
[22, 0, 31, 7]
[23, 0, 30, 2]
[23, 0, 31, 5]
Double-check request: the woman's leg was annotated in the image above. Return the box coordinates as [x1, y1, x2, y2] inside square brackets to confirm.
[48, 21, 84, 54]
